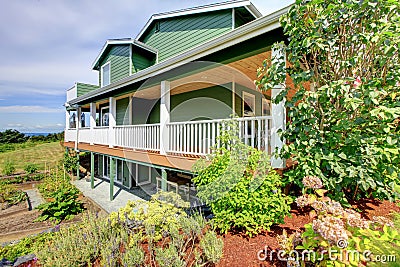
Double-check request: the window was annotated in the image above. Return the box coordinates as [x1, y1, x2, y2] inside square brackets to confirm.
[100, 106, 109, 126]
[101, 62, 110, 87]
[103, 155, 110, 178]
[242, 92, 255, 117]
[262, 98, 271, 116]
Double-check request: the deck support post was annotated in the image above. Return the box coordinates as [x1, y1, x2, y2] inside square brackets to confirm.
[109, 97, 116, 148]
[91, 152, 95, 189]
[161, 169, 167, 191]
[110, 157, 116, 201]
[271, 44, 286, 169]
[90, 103, 96, 145]
[160, 81, 171, 155]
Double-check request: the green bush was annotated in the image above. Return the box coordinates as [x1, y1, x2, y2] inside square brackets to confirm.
[193, 120, 292, 236]
[2, 160, 16, 176]
[62, 151, 78, 173]
[36, 192, 223, 267]
[256, 0, 400, 202]
[24, 163, 38, 174]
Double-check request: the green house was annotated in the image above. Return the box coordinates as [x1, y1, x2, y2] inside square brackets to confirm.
[64, 0, 289, 204]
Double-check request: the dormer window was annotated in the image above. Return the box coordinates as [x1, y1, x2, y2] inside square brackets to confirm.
[101, 62, 111, 87]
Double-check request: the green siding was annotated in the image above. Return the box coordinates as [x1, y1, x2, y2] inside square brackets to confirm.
[132, 48, 155, 74]
[141, 10, 232, 62]
[170, 84, 232, 122]
[77, 83, 99, 97]
[116, 97, 130, 125]
[99, 45, 130, 85]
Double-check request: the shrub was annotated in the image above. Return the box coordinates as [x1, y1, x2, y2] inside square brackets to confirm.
[256, 0, 400, 202]
[62, 151, 78, 173]
[2, 160, 16, 176]
[37, 192, 223, 267]
[193, 120, 292, 236]
[24, 163, 38, 174]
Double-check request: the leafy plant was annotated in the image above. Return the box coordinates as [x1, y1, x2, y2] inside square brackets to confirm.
[24, 163, 38, 174]
[35, 185, 84, 223]
[192, 119, 292, 236]
[256, 0, 400, 202]
[2, 159, 16, 176]
[0, 182, 26, 206]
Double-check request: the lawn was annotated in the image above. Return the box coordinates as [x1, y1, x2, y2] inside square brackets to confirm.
[0, 142, 64, 174]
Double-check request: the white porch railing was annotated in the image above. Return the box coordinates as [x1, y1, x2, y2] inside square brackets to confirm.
[64, 129, 76, 142]
[115, 124, 160, 151]
[65, 116, 272, 156]
[166, 116, 272, 156]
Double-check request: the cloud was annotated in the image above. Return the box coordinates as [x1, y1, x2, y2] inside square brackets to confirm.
[0, 105, 63, 113]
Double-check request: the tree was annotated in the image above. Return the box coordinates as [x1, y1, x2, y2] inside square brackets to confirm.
[256, 0, 400, 201]
[0, 129, 27, 144]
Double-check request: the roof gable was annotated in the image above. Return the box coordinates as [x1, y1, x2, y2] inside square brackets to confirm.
[136, 0, 262, 41]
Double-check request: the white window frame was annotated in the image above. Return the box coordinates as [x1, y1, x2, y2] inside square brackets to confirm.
[102, 155, 110, 178]
[242, 91, 255, 117]
[262, 98, 271, 116]
[101, 61, 111, 87]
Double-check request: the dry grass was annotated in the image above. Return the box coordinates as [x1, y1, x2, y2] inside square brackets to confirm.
[0, 142, 64, 174]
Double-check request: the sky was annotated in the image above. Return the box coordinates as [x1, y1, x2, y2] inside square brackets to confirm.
[0, 0, 292, 133]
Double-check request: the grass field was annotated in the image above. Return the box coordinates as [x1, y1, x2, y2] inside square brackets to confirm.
[0, 142, 64, 174]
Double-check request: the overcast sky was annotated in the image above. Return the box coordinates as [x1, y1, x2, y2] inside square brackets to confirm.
[0, 0, 292, 133]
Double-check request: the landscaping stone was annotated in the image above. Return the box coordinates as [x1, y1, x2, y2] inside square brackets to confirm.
[12, 254, 35, 267]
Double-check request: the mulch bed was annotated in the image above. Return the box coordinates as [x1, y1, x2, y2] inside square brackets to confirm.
[217, 199, 400, 267]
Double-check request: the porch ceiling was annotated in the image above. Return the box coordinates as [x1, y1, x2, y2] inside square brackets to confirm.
[127, 50, 271, 100]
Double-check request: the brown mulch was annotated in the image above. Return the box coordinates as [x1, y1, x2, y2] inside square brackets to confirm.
[217, 199, 400, 267]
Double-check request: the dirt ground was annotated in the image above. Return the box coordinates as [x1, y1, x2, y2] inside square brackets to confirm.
[0, 191, 106, 243]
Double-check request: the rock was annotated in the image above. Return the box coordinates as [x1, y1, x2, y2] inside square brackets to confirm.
[12, 254, 36, 267]
[0, 258, 12, 267]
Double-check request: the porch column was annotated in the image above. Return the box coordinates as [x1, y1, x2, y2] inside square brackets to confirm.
[160, 81, 170, 155]
[76, 150, 80, 179]
[65, 110, 70, 130]
[90, 152, 95, 189]
[75, 107, 81, 151]
[161, 168, 167, 191]
[109, 97, 116, 148]
[90, 103, 96, 145]
[110, 157, 116, 201]
[271, 45, 286, 169]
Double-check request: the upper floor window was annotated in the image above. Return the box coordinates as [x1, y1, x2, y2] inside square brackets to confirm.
[101, 62, 111, 87]
[242, 92, 255, 117]
[262, 98, 271, 116]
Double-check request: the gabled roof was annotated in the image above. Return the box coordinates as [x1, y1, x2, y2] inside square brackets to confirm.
[92, 39, 158, 70]
[136, 0, 262, 40]
[69, 5, 290, 106]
